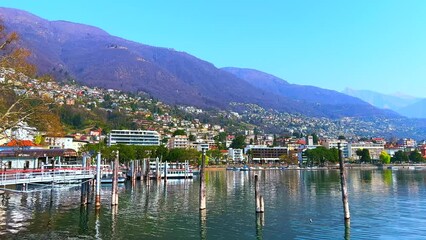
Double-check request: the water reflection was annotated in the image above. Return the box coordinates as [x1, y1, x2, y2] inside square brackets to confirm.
[0, 169, 425, 239]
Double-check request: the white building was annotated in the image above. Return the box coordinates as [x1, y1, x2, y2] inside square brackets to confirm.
[321, 139, 349, 158]
[228, 148, 244, 163]
[168, 135, 189, 149]
[107, 130, 160, 146]
[347, 142, 384, 160]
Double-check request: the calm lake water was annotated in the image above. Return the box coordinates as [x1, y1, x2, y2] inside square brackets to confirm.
[1, 169, 426, 239]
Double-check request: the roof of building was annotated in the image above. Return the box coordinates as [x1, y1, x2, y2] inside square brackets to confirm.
[4, 139, 38, 147]
[0, 148, 78, 158]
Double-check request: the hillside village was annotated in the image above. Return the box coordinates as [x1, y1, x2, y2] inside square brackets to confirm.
[1, 67, 426, 168]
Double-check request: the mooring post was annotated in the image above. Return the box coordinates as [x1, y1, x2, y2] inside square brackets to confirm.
[145, 159, 150, 186]
[95, 152, 101, 208]
[255, 175, 260, 212]
[131, 160, 136, 184]
[155, 157, 160, 180]
[111, 151, 119, 206]
[199, 149, 206, 210]
[141, 159, 146, 181]
[164, 161, 167, 183]
[338, 142, 350, 222]
[81, 156, 88, 205]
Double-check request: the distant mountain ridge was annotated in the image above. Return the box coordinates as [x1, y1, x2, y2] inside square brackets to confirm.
[0, 7, 399, 119]
[343, 88, 425, 118]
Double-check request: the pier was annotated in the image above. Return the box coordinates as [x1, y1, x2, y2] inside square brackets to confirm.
[0, 168, 95, 187]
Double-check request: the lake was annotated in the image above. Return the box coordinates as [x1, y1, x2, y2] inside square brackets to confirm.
[1, 169, 426, 239]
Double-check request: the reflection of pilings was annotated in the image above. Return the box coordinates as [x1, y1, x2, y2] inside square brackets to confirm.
[256, 213, 265, 240]
[79, 205, 89, 233]
[338, 143, 350, 221]
[95, 152, 101, 208]
[200, 209, 207, 240]
[95, 208, 101, 239]
[111, 205, 118, 239]
[344, 219, 350, 240]
[81, 180, 88, 205]
[111, 151, 119, 206]
[255, 175, 264, 213]
[199, 149, 206, 210]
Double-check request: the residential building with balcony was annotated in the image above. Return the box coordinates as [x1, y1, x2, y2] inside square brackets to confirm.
[228, 148, 244, 163]
[168, 135, 189, 149]
[107, 130, 160, 146]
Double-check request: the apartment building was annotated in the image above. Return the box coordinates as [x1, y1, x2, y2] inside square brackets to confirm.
[107, 130, 160, 146]
[347, 142, 384, 160]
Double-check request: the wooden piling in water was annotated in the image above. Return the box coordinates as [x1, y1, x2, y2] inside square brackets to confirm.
[338, 142, 350, 221]
[95, 152, 101, 208]
[111, 151, 119, 206]
[155, 157, 160, 180]
[145, 159, 150, 186]
[199, 149, 206, 210]
[255, 175, 264, 213]
[164, 161, 167, 183]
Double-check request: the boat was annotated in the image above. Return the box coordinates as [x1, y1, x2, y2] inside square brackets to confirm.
[100, 165, 126, 184]
[149, 161, 193, 179]
[100, 175, 126, 184]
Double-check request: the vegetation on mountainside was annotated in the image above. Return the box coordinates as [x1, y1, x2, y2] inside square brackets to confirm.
[0, 21, 63, 139]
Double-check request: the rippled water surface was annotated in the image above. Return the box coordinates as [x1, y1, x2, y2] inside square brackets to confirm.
[1, 169, 426, 239]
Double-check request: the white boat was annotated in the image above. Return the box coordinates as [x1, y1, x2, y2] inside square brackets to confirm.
[100, 165, 126, 184]
[149, 161, 193, 179]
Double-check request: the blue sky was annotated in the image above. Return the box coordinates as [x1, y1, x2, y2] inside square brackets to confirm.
[2, 0, 426, 98]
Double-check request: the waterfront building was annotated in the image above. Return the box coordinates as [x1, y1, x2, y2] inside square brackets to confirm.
[347, 142, 384, 160]
[321, 139, 349, 158]
[228, 148, 244, 163]
[297, 144, 322, 166]
[107, 130, 160, 146]
[249, 147, 288, 163]
[0, 148, 78, 169]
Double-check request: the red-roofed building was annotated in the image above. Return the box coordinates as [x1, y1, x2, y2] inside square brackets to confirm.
[5, 139, 38, 147]
[420, 145, 426, 159]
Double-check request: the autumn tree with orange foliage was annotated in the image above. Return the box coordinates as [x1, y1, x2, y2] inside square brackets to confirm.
[0, 20, 64, 141]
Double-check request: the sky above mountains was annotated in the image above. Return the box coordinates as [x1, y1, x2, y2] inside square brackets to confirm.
[2, 0, 426, 98]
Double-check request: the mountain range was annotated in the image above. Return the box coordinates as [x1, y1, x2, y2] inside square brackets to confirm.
[343, 88, 426, 119]
[0, 7, 399, 119]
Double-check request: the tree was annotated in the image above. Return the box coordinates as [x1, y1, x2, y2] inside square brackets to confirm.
[172, 129, 186, 136]
[0, 22, 63, 141]
[361, 149, 371, 163]
[188, 134, 196, 142]
[392, 150, 408, 163]
[230, 135, 246, 149]
[379, 151, 391, 164]
[207, 149, 223, 164]
[409, 150, 424, 163]
[356, 149, 371, 163]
